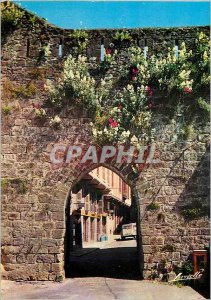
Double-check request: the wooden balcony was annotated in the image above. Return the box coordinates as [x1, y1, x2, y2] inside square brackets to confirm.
[82, 172, 111, 194]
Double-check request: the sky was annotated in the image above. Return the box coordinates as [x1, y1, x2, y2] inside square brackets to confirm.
[16, 1, 210, 29]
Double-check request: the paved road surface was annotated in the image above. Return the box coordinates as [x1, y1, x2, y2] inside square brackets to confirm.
[1, 239, 206, 300]
[66, 237, 140, 279]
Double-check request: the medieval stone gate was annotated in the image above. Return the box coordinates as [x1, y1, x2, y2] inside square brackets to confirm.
[2, 4, 210, 281]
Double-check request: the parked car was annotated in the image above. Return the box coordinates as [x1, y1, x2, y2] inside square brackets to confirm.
[121, 223, 136, 240]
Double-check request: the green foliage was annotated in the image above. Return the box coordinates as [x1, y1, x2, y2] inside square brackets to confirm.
[179, 260, 194, 275]
[10, 178, 28, 194]
[28, 15, 37, 28]
[1, 179, 9, 193]
[69, 30, 89, 52]
[180, 200, 209, 221]
[157, 212, 165, 222]
[3, 79, 37, 101]
[34, 108, 47, 120]
[196, 97, 210, 122]
[172, 261, 194, 286]
[1, 178, 27, 194]
[28, 67, 47, 80]
[182, 124, 195, 140]
[157, 259, 167, 272]
[2, 80, 16, 102]
[173, 281, 185, 288]
[114, 30, 132, 42]
[181, 207, 204, 220]
[197, 97, 210, 113]
[148, 271, 159, 280]
[45, 30, 209, 148]
[70, 29, 89, 40]
[2, 105, 12, 115]
[54, 275, 63, 282]
[45, 55, 98, 110]
[14, 82, 37, 98]
[1, 2, 24, 30]
[39, 44, 51, 60]
[147, 202, 160, 211]
[100, 49, 117, 70]
[162, 244, 175, 252]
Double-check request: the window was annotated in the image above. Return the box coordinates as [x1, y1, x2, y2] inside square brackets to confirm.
[107, 169, 110, 185]
[144, 46, 148, 59]
[98, 199, 103, 214]
[85, 195, 90, 211]
[144, 39, 148, 59]
[175, 39, 179, 59]
[26, 39, 30, 57]
[103, 167, 105, 180]
[119, 178, 122, 193]
[100, 38, 105, 62]
[58, 38, 63, 57]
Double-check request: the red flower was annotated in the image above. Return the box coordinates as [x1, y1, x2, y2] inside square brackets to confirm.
[149, 102, 156, 108]
[131, 76, 137, 81]
[131, 68, 139, 75]
[106, 48, 112, 55]
[183, 87, 192, 94]
[32, 102, 41, 109]
[108, 118, 118, 128]
[146, 86, 153, 97]
[110, 121, 118, 128]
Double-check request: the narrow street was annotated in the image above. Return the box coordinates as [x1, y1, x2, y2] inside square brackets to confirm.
[66, 237, 140, 279]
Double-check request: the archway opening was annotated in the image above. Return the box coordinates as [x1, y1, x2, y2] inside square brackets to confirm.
[64, 165, 141, 280]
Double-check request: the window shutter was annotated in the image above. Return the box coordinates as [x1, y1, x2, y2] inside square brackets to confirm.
[77, 192, 82, 201]
[85, 194, 90, 211]
[98, 199, 103, 214]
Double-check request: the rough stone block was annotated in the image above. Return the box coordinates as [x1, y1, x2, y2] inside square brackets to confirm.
[52, 230, 64, 239]
[172, 252, 180, 260]
[52, 212, 64, 221]
[42, 238, 58, 247]
[13, 237, 24, 246]
[36, 254, 55, 263]
[48, 246, 61, 254]
[8, 213, 21, 220]
[35, 212, 48, 221]
[51, 263, 63, 273]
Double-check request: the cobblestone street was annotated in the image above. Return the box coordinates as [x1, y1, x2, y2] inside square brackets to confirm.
[1, 239, 205, 300]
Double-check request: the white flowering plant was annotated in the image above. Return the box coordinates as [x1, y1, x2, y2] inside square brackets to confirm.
[91, 83, 153, 146]
[45, 54, 97, 110]
[34, 108, 47, 119]
[49, 115, 61, 128]
[44, 31, 209, 145]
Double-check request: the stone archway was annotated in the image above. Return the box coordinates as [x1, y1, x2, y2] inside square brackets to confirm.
[1, 8, 209, 281]
[61, 163, 143, 277]
[62, 162, 143, 279]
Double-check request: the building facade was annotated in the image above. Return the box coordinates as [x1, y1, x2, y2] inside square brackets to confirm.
[70, 167, 132, 249]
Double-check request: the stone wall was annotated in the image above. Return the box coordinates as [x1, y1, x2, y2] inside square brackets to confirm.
[2, 6, 210, 280]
